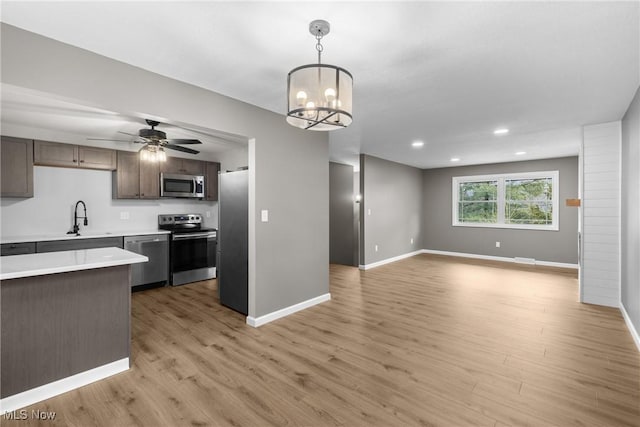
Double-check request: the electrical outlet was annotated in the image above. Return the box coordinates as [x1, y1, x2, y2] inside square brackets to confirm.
[410, 238, 414, 244]
[261, 210, 269, 222]
[496, 241, 501, 248]
[367, 209, 372, 216]
[375, 245, 378, 252]
[120, 212, 129, 220]
[206, 211, 211, 218]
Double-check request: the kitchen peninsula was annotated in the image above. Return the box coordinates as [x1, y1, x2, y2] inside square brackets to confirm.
[0, 247, 148, 413]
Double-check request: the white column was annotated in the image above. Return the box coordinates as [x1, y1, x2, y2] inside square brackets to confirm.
[581, 121, 621, 307]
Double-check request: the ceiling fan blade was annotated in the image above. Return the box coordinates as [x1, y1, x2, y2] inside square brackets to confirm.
[165, 138, 202, 145]
[118, 130, 138, 137]
[87, 138, 133, 142]
[164, 144, 200, 155]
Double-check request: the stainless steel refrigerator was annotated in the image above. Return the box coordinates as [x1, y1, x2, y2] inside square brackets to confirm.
[217, 169, 248, 314]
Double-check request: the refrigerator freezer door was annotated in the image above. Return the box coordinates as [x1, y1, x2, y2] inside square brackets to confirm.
[218, 170, 249, 314]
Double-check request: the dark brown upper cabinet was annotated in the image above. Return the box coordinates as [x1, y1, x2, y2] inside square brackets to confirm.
[205, 161, 221, 201]
[34, 140, 116, 170]
[1, 136, 34, 198]
[112, 151, 160, 199]
[161, 156, 204, 176]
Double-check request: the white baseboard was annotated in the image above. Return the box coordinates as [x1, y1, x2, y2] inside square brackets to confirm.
[620, 302, 640, 352]
[0, 358, 129, 414]
[359, 250, 423, 270]
[421, 249, 579, 270]
[246, 293, 331, 328]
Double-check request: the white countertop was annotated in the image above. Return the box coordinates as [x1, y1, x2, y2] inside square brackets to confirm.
[0, 247, 149, 280]
[1, 229, 171, 245]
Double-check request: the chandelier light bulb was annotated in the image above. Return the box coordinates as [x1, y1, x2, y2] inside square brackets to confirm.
[296, 91, 307, 105]
[324, 88, 336, 100]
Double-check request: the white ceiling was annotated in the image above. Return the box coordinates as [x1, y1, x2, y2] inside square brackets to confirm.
[1, 1, 638, 169]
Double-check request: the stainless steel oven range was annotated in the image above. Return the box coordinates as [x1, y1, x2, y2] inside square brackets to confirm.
[158, 214, 217, 286]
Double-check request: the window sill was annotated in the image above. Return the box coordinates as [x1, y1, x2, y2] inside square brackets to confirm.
[452, 222, 559, 231]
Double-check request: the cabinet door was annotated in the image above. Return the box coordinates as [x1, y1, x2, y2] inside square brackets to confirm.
[160, 156, 182, 174]
[78, 146, 117, 170]
[139, 159, 159, 199]
[205, 162, 220, 201]
[113, 151, 140, 199]
[1, 242, 36, 256]
[34, 140, 79, 167]
[181, 159, 204, 175]
[161, 157, 204, 175]
[1, 136, 33, 198]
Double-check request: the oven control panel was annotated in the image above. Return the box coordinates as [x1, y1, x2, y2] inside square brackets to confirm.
[158, 214, 202, 226]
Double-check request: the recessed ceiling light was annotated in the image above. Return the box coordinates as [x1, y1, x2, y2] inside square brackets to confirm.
[494, 128, 509, 135]
[450, 157, 460, 162]
[515, 151, 526, 156]
[412, 141, 425, 148]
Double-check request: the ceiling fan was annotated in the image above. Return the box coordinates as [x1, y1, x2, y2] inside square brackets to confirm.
[88, 119, 202, 154]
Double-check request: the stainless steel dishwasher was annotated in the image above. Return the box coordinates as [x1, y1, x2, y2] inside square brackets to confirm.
[124, 234, 169, 287]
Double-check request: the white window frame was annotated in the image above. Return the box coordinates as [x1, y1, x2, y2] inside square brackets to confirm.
[452, 170, 559, 231]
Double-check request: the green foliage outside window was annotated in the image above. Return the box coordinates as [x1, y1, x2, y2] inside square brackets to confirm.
[505, 178, 553, 225]
[458, 181, 498, 223]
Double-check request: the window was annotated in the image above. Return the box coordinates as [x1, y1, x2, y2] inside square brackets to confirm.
[452, 171, 559, 230]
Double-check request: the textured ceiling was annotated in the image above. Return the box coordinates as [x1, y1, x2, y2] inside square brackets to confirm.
[1, 1, 638, 169]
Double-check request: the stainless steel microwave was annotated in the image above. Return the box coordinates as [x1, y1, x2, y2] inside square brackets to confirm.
[160, 173, 205, 198]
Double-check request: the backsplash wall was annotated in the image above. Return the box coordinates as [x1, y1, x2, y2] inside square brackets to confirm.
[1, 166, 218, 237]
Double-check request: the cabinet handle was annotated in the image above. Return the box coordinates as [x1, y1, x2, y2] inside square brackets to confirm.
[80, 160, 85, 163]
[73, 159, 77, 163]
[141, 193, 144, 196]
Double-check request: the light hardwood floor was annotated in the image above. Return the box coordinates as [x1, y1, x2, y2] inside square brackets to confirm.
[3, 254, 639, 426]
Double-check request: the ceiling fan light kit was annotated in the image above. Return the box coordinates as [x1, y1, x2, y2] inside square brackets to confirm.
[286, 19, 353, 131]
[140, 144, 167, 162]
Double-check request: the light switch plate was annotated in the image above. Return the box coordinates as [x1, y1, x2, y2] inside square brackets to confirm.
[261, 209, 269, 222]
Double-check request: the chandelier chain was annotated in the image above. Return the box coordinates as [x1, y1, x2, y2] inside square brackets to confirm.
[315, 33, 324, 64]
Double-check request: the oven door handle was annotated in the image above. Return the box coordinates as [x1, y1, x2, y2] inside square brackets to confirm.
[172, 232, 217, 240]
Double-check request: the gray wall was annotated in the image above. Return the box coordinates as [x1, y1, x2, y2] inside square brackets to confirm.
[621, 85, 640, 337]
[422, 157, 579, 264]
[329, 162, 355, 265]
[1, 24, 329, 318]
[360, 154, 423, 266]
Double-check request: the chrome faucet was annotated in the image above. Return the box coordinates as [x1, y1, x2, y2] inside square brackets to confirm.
[67, 200, 88, 235]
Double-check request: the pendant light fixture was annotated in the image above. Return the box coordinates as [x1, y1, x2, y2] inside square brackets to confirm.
[286, 19, 353, 131]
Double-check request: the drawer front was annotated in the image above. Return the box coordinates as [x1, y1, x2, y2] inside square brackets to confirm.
[1, 242, 36, 256]
[36, 237, 124, 253]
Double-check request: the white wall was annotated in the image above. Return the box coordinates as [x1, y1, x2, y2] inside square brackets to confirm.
[218, 147, 249, 172]
[0, 166, 217, 236]
[581, 121, 621, 308]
